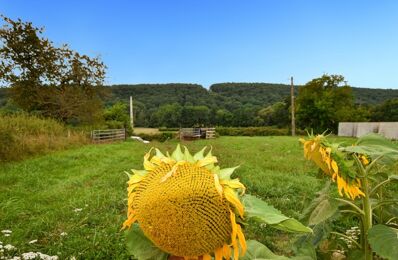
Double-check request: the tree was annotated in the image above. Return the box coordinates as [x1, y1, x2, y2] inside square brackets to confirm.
[103, 102, 132, 133]
[152, 103, 182, 128]
[257, 101, 290, 127]
[0, 15, 106, 124]
[371, 98, 398, 122]
[215, 109, 234, 126]
[296, 74, 356, 133]
[181, 105, 210, 127]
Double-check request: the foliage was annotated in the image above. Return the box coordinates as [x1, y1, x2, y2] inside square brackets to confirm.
[371, 98, 398, 122]
[300, 133, 398, 260]
[101, 82, 398, 128]
[103, 102, 132, 134]
[257, 101, 290, 127]
[0, 15, 106, 125]
[296, 74, 361, 133]
[216, 126, 306, 136]
[125, 224, 168, 260]
[132, 131, 175, 142]
[0, 114, 87, 161]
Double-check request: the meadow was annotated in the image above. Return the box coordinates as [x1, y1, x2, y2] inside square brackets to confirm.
[0, 136, 352, 259]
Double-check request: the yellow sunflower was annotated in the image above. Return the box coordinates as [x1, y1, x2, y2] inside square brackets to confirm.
[300, 135, 365, 200]
[123, 145, 247, 260]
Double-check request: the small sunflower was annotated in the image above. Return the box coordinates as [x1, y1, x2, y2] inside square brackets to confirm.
[123, 145, 247, 260]
[300, 134, 365, 200]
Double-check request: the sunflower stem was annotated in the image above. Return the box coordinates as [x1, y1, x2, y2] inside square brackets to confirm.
[334, 198, 364, 216]
[362, 176, 373, 260]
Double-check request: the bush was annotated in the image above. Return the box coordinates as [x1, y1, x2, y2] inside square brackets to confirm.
[0, 114, 88, 162]
[133, 131, 176, 142]
[216, 127, 305, 136]
[158, 127, 180, 132]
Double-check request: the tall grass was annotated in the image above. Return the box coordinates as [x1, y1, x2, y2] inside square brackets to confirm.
[0, 114, 88, 162]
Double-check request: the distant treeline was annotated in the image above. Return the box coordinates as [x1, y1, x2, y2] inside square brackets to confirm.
[103, 83, 398, 127]
[1, 82, 398, 128]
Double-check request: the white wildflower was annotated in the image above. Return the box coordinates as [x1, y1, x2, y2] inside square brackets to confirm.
[3, 234, 10, 237]
[1, 230, 12, 234]
[60, 232, 67, 236]
[4, 244, 16, 250]
[28, 239, 38, 244]
[73, 208, 83, 213]
[21, 252, 38, 259]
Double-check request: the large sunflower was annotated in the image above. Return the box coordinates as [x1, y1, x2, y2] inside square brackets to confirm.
[300, 134, 365, 200]
[123, 145, 247, 260]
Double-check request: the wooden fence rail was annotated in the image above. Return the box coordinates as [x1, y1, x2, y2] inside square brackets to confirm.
[91, 129, 126, 143]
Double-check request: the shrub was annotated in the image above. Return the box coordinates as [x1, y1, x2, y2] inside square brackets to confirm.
[216, 127, 289, 136]
[0, 114, 88, 162]
[158, 127, 180, 132]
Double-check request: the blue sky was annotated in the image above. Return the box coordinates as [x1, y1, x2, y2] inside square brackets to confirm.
[1, 0, 398, 88]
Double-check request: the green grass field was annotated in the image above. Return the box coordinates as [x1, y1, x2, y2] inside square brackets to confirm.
[0, 136, 346, 259]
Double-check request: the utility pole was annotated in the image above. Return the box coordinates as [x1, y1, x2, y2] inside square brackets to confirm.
[291, 77, 296, 136]
[130, 96, 134, 129]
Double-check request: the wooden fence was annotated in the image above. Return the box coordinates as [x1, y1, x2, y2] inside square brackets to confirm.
[179, 127, 216, 140]
[91, 129, 126, 143]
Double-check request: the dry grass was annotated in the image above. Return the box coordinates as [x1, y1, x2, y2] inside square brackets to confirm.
[132, 127, 160, 135]
[0, 114, 88, 162]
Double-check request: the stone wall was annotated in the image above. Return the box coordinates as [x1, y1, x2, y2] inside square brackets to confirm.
[338, 122, 398, 139]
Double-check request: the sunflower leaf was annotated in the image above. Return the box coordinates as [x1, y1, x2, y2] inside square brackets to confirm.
[241, 240, 314, 260]
[241, 240, 289, 260]
[368, 224, 398, 260]
[341, 134, 398, 164]
[308, 198, 339, 225]
[243, 195, 312, 233]
[125, 224, 168, 260]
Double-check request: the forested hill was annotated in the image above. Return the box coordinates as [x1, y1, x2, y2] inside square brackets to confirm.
[108, 83, 398, 108]
[2, 83, 398, 109]
[108, 84, 213, 109]
[351, 87, 398, 104]
[209, 83, 298, 107]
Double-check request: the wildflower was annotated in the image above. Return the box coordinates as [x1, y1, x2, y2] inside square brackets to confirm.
[0, 230, 11, 234]
[28, 240, 38, 244]
[73, 208, 82, 213]
[60, 232, 67, 236]
[4, 244, 16, 250]
[123, 145, 247, 259]
[300, 135, 365, 200]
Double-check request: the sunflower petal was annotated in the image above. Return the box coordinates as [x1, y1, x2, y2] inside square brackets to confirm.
[214, 174, 223, 197]
[202, 254, 212, 260]
[215, 246, 223, 260]
[224, 187, 244, 218]
[237, 225, 247, 255]
[222, 244, 231, 260]
[197, 155, 218, 168]
[220, 178, 246, 195]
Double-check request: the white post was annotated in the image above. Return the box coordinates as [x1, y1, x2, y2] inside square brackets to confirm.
[130, 96, 134, 129]
[291, 77, 296, 136]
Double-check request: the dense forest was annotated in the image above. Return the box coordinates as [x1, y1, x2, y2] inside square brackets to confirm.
[2, 82, 398, 128]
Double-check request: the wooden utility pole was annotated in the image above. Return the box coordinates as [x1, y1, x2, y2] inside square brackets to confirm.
[130, 96, 134, 129]
[290, 77, 296, 136]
